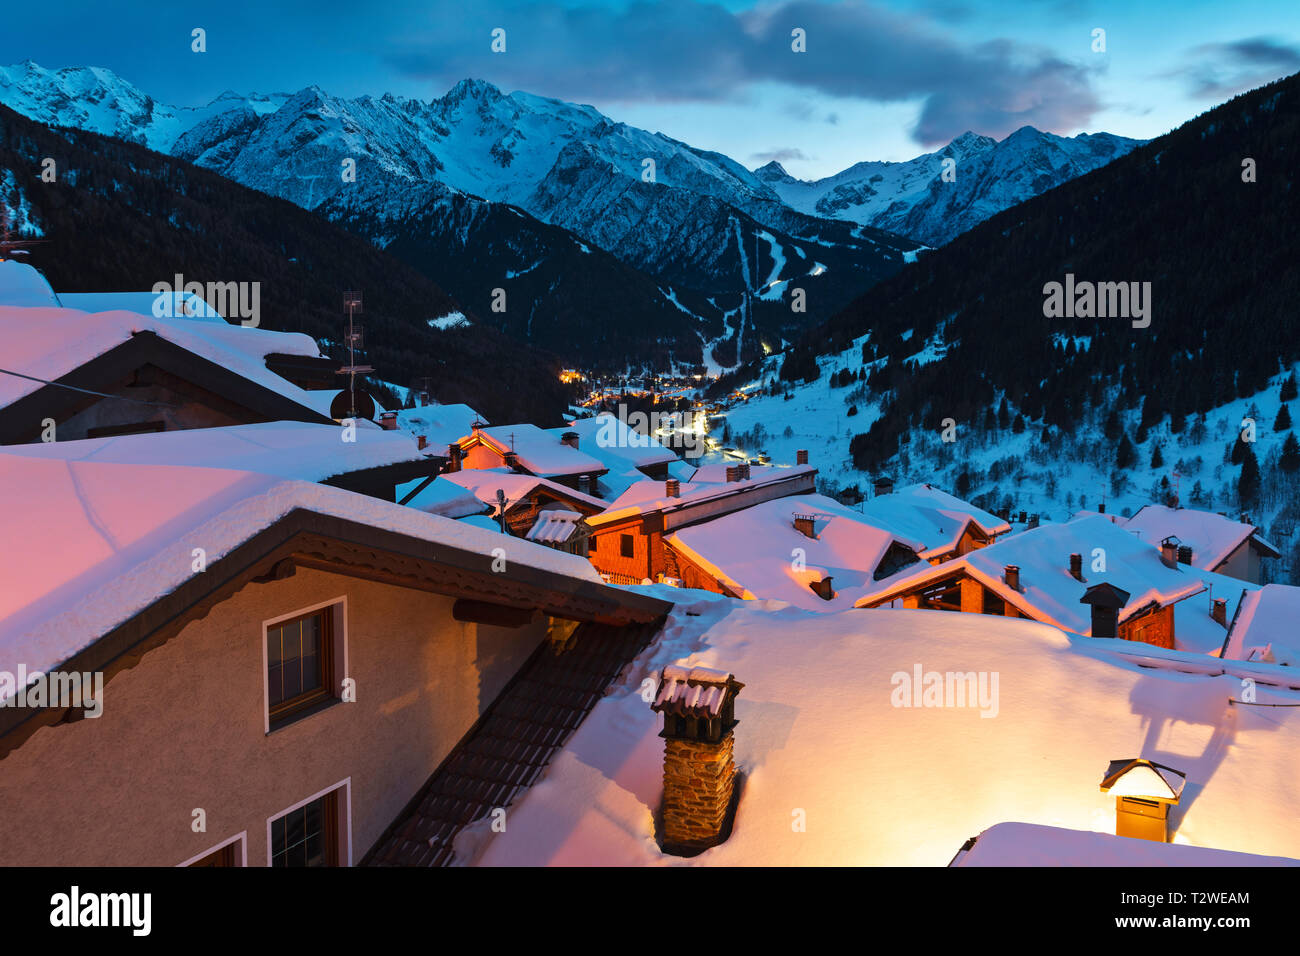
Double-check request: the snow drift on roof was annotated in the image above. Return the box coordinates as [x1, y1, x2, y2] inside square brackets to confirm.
[0, 260, 59, 308]
[1224, 583, 1300, 666]
[954, 822, 1297, 867]
[857, 482, 1011, 558]
[553, 413, 679, 471]
[441, 467, 606, 511]
[473, 423, 607, 477]
[1122, 504, 1278, 569]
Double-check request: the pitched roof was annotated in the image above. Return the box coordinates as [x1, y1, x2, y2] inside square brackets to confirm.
[439, 467, 607, 513]
[1223, 583, 1300, 665]
[666, 494, 925, 611]
[395, 403, 487, 450]
[592, 464, 817, 527]
[857, 515, 1208, 635]
[549, 413, 680, 471]
[1123, 504, 1281, 569]
[857, 483, 1011, 559]
[525, 509, 586, 545]
[465, 424, 607, 478]
[397, 475, 488, 519]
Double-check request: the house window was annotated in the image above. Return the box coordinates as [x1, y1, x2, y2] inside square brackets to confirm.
[620, 534, 635, 558]
[587, 535, 598, 554]
[270, 790, 340, 867]
[184, 838, 244, 867]
[266, 606, 336, 728]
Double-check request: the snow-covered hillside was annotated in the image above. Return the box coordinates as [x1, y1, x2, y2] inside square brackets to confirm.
[757, 127, 1143, 247]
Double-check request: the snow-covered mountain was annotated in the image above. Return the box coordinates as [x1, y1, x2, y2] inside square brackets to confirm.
[757, 128, 1143, 247]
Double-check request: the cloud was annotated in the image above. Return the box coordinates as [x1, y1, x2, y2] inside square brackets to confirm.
[751, 148, 813, 163]
[1165, 37, 1300, 100]
[385, 0, 1102, 144]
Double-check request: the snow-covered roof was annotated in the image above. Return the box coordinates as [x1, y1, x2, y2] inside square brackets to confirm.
[1223, 584, 1300, 666]
[0, 421, 429, 484]
[525, 509, 586, 545]
[551, 413, 679, 471]
[0, 452, 604, 695]
[1172, 567, 1258, 655]
[453, 595, 1300, 865]
[57, 291, 227, 322]
[397, 475, 488, 519]
[467, 424, 608, 477]
[0, 260, 59, 308]
[1122, 504, 1280, 569]
[395, 403, 486, 450]
[856, 483, 1012, 559]
[953, 823, 1298, 867]
[858, 515, 1208, 636]
[667, 494, 925, 611]
[0, 303, 325, 415]
[440, 467, 606, 512]
[592, 464, 817, 525]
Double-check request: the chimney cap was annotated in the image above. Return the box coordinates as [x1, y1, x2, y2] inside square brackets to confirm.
[1080, 582, 1130, 608]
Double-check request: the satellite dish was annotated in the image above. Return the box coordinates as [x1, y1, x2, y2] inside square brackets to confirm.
[330, 388, 376, 421]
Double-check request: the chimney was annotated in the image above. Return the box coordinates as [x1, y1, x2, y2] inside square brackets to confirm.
[420, 391, 431, 407]
[1100, 758, 1185, 843]
[810, 575, 834, 601]
[1212, 598, 1227, 626]
[446, 442, 462, 471]
[796, 449, 809, 465]
[1098, 502, 1106, 514]
[1003, 565, 1020, 591]
[651, 665, 744, 855]
[560, 430, 580, 450]
[739, 462, 751, 480]
[725, 465, 740, 482]
[793, 514, 817, 539]
[1069, 553, 1083, 581]
[1177, 545, 1193, 565]
[1160, 537, 1178, 569]
[379, 411, 398, 430]
[665, 477, 680, 498]
[417, 435, 427, 451]
[503, 451, 519, 471]
[1080, 583, 1130, 639]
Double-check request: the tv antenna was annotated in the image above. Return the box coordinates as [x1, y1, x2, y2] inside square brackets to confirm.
[337, 291, 374, 419]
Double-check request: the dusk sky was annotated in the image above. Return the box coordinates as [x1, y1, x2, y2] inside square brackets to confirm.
[4, 0, 1300, 178]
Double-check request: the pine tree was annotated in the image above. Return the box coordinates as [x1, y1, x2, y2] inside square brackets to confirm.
[1282, 433, 1300, 473]
[1103, 410, 1121, 442]
[1282, 372, 1298, 403]
[1238, 448, 1261, 504]
[1011, 414, 1025, 434]
[1116, 435, 1136, 470]
[1276, 404, 1292, 432]
[1151, 444, 1164, 469]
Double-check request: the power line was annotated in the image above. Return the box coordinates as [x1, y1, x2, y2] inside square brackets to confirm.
[0, 367, 182, 408]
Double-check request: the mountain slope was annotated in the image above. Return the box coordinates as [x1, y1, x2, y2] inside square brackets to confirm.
[0, 104, 572, 424]
[758, 127, 1143, 247]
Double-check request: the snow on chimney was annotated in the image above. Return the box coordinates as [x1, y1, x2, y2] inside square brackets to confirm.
[651, 665, 744, 855]
[503, 451, 519, 471]
[1003, 565, 1020, 590]
[1212, 598, 1227, 626]
[796, 449, 809, 465]
[739, 462, 751, 480]
[725, 465, 740, 482]
[666, 477, 680, 498]
[1069, 553, 1083, 581]
[1160, 537, 1179, 569]
[560, 430, 580, 450]
[793, 514, 817, 539]
[379, 411, 398, 430]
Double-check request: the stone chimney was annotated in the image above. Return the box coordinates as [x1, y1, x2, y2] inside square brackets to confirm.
[1069, 553, 1083, 581]
[796, 449, 809, 465]
[446, 442, 462, 472]
[651, 665, 744, 855]
[1212, 598, 1227, 626]
[379, 411, 398, 430]
[665, 477, 680, 498]
[1003, 565, 1020, 591]
[1160, 537, 1179, 569]
[560, 430, 580, 450]
[793, 514, 817, 539]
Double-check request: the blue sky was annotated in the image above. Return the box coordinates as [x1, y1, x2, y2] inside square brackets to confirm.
[4, 0, 1299, 178]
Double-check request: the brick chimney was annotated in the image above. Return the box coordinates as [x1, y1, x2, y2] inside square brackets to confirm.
[796, 449, 809, 465]
[1177, 545, 1193, 565]
[417, 435, 427, 451]
[739, 462, 751, 480]
[1003, 565, 1020, 590]
[1212, 598, 1227, 626]
[1069, 553, 1083, 581]
[560, 430, 580, 450]
[652, 665, 744, 855]
[725, 465, 740, 482]
[793, 514, 817, 539]
[665, 477, 680, 498]
[379, 411, 398, 430]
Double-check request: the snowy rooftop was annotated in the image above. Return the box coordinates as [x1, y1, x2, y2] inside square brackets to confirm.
[0, 259, 60, 308]
[470, 424, 608, 477]
[57, 290, 227, 323]
[440, 466, 606, 512]
[667, 494, 926, 611]
[550, 413, 680, 471]
[1223, 583, 1300, 666]
[0, 453, 603, 693]
[593, 464, 816, 524]
[0, 302, 324, 414]
[454, 596, 1300, 865]
[0, 421, 431, 484]
[395, 403, 487, 450]
[859, 515, 1209, 636]
[525, 509, 586, 545]
[857, 483, 1011, 559]
[397, 475, 488, 519]
[953, 822, 1298, 867]
[1122, 504, 1280, 569]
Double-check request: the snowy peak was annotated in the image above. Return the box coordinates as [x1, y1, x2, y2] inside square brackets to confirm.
[754, 160, 795, 183]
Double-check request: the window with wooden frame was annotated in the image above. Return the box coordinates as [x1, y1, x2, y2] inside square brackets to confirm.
[266, 607, 335, 728]
[270, 790, 340, 868]
[187, 841, 240, 867]
[620, 533, 635, 558]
